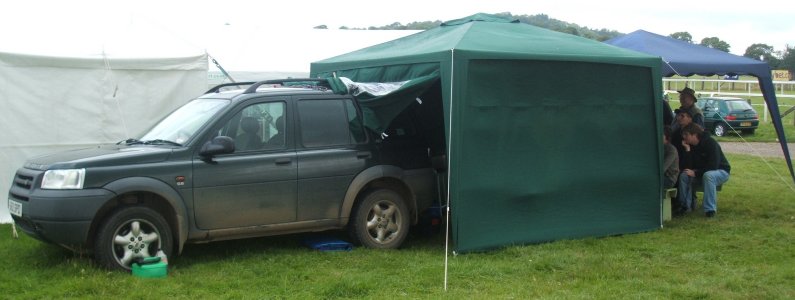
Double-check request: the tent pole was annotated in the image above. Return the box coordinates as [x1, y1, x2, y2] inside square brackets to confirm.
[444, 49, 455, 292]
[758, 78, 795, 185]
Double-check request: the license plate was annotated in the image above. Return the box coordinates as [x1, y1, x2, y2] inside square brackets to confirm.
[8, 199, 22, 217]
[740, 122, 751, 127]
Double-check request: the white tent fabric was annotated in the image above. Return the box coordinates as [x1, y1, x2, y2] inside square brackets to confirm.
[1, 52, 208, 222]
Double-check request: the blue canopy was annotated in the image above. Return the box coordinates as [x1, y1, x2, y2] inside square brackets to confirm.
[606, 30, 794, 183]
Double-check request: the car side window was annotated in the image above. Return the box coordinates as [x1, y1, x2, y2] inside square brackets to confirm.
[298, 99, 360, 148]
[222, 102, 286, 152]
[704, 100, 715, 111]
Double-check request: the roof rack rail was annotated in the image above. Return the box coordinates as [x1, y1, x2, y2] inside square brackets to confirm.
[204, 82, 257, 94]
[242, 78, 331, 94]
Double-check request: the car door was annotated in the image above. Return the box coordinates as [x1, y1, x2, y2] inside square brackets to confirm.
[701, 99, 718, 128]
[192, 99, 298, 230]
[294, 96, 369, 221]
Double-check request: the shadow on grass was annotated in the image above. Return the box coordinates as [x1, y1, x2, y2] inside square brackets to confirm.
[2, 220, 447, 272]
[0, 231, 100, 275]
[173, 225, 446, 269]
[25, 243, 89, 269]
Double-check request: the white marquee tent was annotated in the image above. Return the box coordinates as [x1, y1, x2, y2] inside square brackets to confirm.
[0, 52, 209, 222]
[1, 24, 418, 222]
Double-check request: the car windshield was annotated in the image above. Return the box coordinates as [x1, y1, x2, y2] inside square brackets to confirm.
[139, 99, 230, 145]
[726, 100, 754, 111]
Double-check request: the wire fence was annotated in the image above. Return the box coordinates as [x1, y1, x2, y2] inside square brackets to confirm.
[664, 78, 795, 98]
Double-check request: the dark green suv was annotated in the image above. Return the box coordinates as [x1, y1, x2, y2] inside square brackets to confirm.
[696, 96, 759, 136]
[8, 79, 439, 270]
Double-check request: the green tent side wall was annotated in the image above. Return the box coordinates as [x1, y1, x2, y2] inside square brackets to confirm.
[311, 14, 663, 252]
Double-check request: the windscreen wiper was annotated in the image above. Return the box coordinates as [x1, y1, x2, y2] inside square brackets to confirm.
[118, 138, 144, 145]
[143, 139, 182, 146]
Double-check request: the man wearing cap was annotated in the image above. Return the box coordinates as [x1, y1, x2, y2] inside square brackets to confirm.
[676, 123, 730, 218]
[672, 87, 704, 130]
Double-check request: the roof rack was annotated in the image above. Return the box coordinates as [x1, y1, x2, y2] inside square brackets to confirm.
[242, 78, 331, 94]
[204, 82, 257, 94]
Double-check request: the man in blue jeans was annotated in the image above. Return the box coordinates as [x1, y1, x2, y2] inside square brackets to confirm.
[676, 123, 731, 217]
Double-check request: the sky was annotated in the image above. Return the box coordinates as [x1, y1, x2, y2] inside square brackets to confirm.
[1, 0, 793, 71]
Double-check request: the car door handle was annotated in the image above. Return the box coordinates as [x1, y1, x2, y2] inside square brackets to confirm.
[274, 158, 292, 165]
[356, 151, 371, 159]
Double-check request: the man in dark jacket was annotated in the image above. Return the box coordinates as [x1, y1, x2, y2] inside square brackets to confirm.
[671, 109, 694, 170]
[676, 123, 731, 217]
[662, 95, 674, 128]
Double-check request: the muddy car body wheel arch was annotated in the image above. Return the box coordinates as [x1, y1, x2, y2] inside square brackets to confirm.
[102, 177, 189, 254]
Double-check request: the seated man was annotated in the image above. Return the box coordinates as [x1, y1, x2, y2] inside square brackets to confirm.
[676, 123, 731, 217]
[235, 117, 262, 151]
[265, 116, 285, 147]
[671, 109, 693, 171]
[663, 125, 679, 189]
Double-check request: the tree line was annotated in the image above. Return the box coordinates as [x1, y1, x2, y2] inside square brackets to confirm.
[314, 12, 794, 77]
[668, 32, 793, 75]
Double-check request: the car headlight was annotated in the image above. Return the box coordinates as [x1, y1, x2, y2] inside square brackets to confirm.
[41, 169, 85, 189]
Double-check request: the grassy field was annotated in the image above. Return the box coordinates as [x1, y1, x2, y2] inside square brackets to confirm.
[713, 119, 795, 143]
[2, 153, 794, 299]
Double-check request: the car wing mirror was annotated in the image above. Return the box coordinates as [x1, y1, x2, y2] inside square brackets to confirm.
[200, 136, 235, 159]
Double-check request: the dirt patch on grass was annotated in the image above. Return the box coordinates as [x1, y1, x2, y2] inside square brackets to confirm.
[719, 142, 795, 159]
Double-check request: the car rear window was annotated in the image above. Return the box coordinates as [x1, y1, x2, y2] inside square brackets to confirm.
[298, 99, 363, 147]
[726, 100, 753, 111]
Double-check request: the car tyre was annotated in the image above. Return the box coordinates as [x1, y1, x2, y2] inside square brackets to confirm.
[94, 206, 173, 271]
[348, 189, 410, 249]
[713, 123, 726, 137]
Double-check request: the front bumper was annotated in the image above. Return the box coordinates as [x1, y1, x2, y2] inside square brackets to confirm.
[10, 185, 115, 250]
[12, 215, 94, 251]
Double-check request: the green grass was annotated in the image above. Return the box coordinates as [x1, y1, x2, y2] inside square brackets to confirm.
[2, 153, 794, 298]
[713, 119, 795, 143]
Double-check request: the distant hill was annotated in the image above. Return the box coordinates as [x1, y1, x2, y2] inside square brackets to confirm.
[334, 12, 622, 42]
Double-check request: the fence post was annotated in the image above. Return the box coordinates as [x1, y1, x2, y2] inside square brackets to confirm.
[765, 102, 768, 122]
